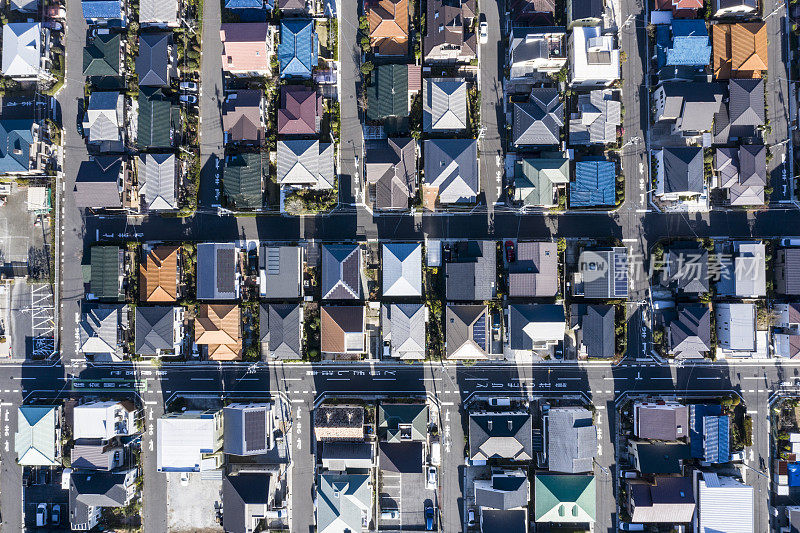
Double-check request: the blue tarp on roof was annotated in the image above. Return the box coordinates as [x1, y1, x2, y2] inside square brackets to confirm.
[789, 462, 800, 487]
[82, 0, 122, 19]
[655, 24, 670, 68]
[665, 19, 711, 66]
[0, 120, 33, 174]
[570, 160, 615, 207]
[689, 404, 722, 458]
[278, 19, 318, 79]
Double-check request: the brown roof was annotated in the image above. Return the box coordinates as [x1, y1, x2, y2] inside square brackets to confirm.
[407, 65, 421, 92]
[277, 85, 320, 135]
[368, 0, 409, 56]
[712, 23, 767, 80]
[140, 246, 179, 302]
[222, 90, 264, 143]
[195, 304, 242, 361]
[320, 306, 364, 354]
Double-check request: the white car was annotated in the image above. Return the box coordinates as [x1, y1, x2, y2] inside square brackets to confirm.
[479, 18, 488, 44]
[179, 81, 198, 92]
[180, 94, 198, 104]
[36, 504, 47, 527]
[426, 466, 437, 489]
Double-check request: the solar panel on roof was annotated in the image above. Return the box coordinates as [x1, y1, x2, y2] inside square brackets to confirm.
[244, 409, 266, 452]
[217, 248, 235, 294]
[613, 250, 628, 297]
[473, 315, 487, 351]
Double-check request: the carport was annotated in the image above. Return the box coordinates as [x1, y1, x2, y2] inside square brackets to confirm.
[378, 442, 426, 530]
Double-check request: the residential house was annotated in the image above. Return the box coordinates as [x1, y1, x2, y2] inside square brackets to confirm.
[713, 0, 758, 18]
[423, 0, 477, 63]
[776, 248, 800, 295]
[378, 403, 428, 442]
[513, 155, 570, 208]
[364, 137, 417, 210]
[423, 139, 479, 205]
[89, 245, 123, 301]
[654, 146, 704, 201]
[772, 303, 800, 357]
[259, 303, 303, 360]
[73, 159, 125, 209]
[69, 469, 138, 531]
[689, 404, 730, 463]
[547, 407, 597, 473]
[136, 32, 176, 87]
[79, 304, 121, 359]
[139, 0, 179, 26]
[15, 405, 61, 466]
[277, 85, 321, 135]
[316, 473, 372, 533]
[661, 244, 709, 295]
[278, 19, 318, 79]
[382, 242, 422, 297]
[322, 244, 362, 300]
[320, 442, 374, 470]
[445, 240, 496, 300]
[9, 0, 37, 13]
[469, 411, 533, 462]
[139, 245, 179, 302]
[259, 245, 303, 299]
[508, 0, 556, 25]
[534, 474, 596, 523]
[513, 88, 564, 146]
[655, 0, 703, 18]
[314, 405, 364, 441]
[629, 441, 690, 474]
[474, 470, 529, 513]
[569, 160, 616, 207]
[83, 92, 124, 153]
[221, 23, 272, 76]
[653, 83, 724, 136]
[574, 247, 628, 299]
[73, 401, 136, 440]
[197, 242, 239, 300]
[71, 439, 124, 471]
[424, 78, 468, 132]
[135, 306, 183, 357]
[567, 0, 603, 26]
[713, 78, 764, 144]
[223, 152, 263, 209]
[82, 0, 126, 25]
[628, 477, 696, 523]
[712, 22, 767, 79]
[83, 32, 121, 77]
[381, 303, 426, 359]
[695, 472, 754, 533]
[508, 241, 558, 297]
[156, 410, 224, 472]
[714, 145, 766, 206]
[320, 305, 366, 358]
[569, 90, 621, 145]
[0, 118, 38, 174]
[366, 64, 410, 123]
[138, 153, 177, 211]
[715, 302, 757, 355]
[277, 139, 335, 190]
[634, 401, 688, 440]
[568, 25, 620, 87]
[367, 0, 409, 55]
[480, 509, 528, 533]
[570, 304, 616, 358]
[446, 304, 490, 359]
[222, 473, 274, 533]
[657, 20, 711, 69]
[223, 90, 265, 144]
[278, 0, 305, 11]
[508, 26, 567, 79]
[730, 241, 766, 297]
[137, 87, 177, 149]
[668, 304, 712, 359]
[507, 304, 566, 359]
[223, 403, 273, 456]
[1, 23, 41, 79]
[195, 304, 242, 360]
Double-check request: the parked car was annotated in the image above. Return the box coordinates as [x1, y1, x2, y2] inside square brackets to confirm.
[505, 240, 515, 262]
[425, 506, 435, 531]
[179, 81, 198, 92]
[44, 21, 63, 31]
[380, 509, 400, 520]
[180, 94, 198, 104]
[619, 523, 645, 531]
[430, 441, 441, 466]
[36, 504, 47, 527]
[479, 14, 488, 44]
[51, 504, 61, 525]
[443, 243, 452, 262]
[426, 466, 437, 490]
[467, 508, 476, 527]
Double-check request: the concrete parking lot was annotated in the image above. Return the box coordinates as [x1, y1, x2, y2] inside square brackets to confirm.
[378, 442, 435, 531]
[10, 282, 55, 360]
[166, 472, 223, 533]
[0, 182, 49, 268]
[23, 467, 69, 531]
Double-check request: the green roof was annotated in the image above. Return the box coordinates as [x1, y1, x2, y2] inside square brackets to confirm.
[534, 474, 596, 523]
[367, 64, 409, 122]
[378, 403, 428, 442]
[90, 246, 122, 300]
[83, 33, 121, 77]
[223, 152, 263, 209]
[15, 406, 58, 466]
[137, 88, 175, 149]
[514, 157, 570, 207]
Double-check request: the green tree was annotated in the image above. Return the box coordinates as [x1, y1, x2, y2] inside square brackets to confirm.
[360, 61, 374, 75]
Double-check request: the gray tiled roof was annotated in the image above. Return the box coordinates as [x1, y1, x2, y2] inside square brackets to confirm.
[79, 304, 120, 355]
[469, 412, 533, 461]
[136, 32, 172, 87]
[135, 306, 175, 355]
[572, 304, 615, 358]
[423, 139, 478, 204]
[139, 153, 176, 210]
[569, 89, 621, 145]
[140, 0, 178, 24]
[260, 304, 302, 359]
[382, 303, 426, 359]
[474, 472, 529, 510]
[548, 407, 597, 473]
[322, 244, 361, 300]
[777, 248, 800, 295]
[661, 147, 704, 194]
[446, 304, 489, 358]
[508, 241, 558, 297]
[513, 88, 564, 145]
[669, 304, 711, 359]
[74, 156, 123, 209]
[657, 83, 723, 132]
[365, 137, 417, 210]
[277, 140, 335, 189]
[663, 245, 709, 294]
[382, 242, 422, 296]
[729, 78, 764, 127]
[69, 470, 130, 528]
[579, 248, 628, 299]
[423, 78, 468, 132]
[445, 241, 496, 300]
[197, 243, 237, 300]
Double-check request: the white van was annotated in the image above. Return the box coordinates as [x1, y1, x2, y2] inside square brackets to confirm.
[430, 441, 441, 466]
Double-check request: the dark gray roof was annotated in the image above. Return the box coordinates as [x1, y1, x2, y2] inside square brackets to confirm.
[509, 303, 565, 351]
[260, 303, 302, 360]
[469, 412, 533, 461]
[570, 0, 603, 21]
[74, 157, 123, 209]
[577, 304, 615, 358]
[513, 88, 564, 145]
[631, 442, 690, 474]
[222, 473, 271, 533]
[423, 139, 479, 204]
[379, 441, 424, 473]
[475, 472, 529, 510]
[69, 471, 130, 529]
[136, 32, 172, 87]
[777, 248, 800, 295]
[322, 244, 361, 300]
[365, 137, 417, 210]
[729, 78, 764, 126]
[445, 241, 496, 300]
[445, 304, 489, 358]
[423, 0, 477, 61]
[71, 439, 121, 470]
[657, 83, 723, 132]
[382, 303, 426, 359]
[579, 248, 628, 299]
[669, 305, 711, 359]
[135, 306, 174, 355]
[662, 147, 703, 194]
[197, 243, 237, 300]
[664, 245, 709, 294]
[223, 403, 271, 456]
[479, 509, 527, 533]
[321, 441, 374, 470]
[259, 245, 302, 299]
[508, 241, 558, 297]
[548, 407, 596, 473]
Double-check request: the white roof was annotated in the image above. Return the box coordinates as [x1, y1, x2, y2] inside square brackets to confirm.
[715, 303, 756, 351]
[1, 23, 40, 77]
[569, 25, 620, 85]
[697, 473, 754, 533]
[27, 187, 48, 211]
[85, 92, 124, 144]
[157, 413, 219, 471]
[73, 401, 126, 440]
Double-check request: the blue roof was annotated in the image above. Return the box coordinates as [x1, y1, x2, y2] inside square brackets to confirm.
[224, 0, 264, 8]
[689, 404, 722, 458]
[789, 463, 800, 487]
[82, 0, 122, 19]
[0, 120, 33, 173]
[665, 19, 710, 67]
[278, 19, 318, 79]
[570, 161, 615, 207]
[702, 415, 730, 464]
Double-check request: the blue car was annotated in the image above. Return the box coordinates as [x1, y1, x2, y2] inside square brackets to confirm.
[425, 506, 435, 531]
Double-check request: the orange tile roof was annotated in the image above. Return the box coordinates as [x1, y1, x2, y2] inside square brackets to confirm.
[220, 23, 271, 73]
[140, 246, 179, 302]
[712, 23, 767, 80]
[195, 304, 242, 361]
[368, 0, 409, 56]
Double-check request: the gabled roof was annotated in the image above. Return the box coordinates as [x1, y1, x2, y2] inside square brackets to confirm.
[278, 19, 318, 79]
[382, 303, 426, 359]
[382, 242, 422, 296]
[508, 241, 558, 297]
[365, 137, 417, 209]
[669, 304, 711, 359]
[278, 0, 305, 10]
[367, 63, 409, 121]
[136, 32, 172, 87]
[197, 242, 237, 300]
[137, 87, 176, 149]
[85, 91, 123, 145]
[139, 153, 176, 210]
[446, 304, 489, 358]
[222, 473, 271, 533]
[665, 20, 711, 67]
[548, 407, 597, 473]
[661, 147, 704, 194]
[320, 305, 365, 353]
[535, 474, 596, 523]
[82, 0, 122, 19]
[70, 470, 131, 529]
[712, 22, 767, 79]
[629, 477, 696, 523]
[278, 85, 320, 135]
[79, 304, 120, 356]
[469, 412, 533, 461]
[15, 406, 58, 466]
[777, 250, 800, 296]
[322, 244, 361, 300]
[1, 23, 40, 77]
[570, 160, 615, 207]
[574, 304, 615, 358]
[83, 32, 120, 76]
[221, 23, 271, 73]
[261, 303, 303, 359]
[445, 240, 496, 300]
[140, 0, 179, 24]
[140, 245, 179, 302]
[135, 306, 175, 355]
[90, 246, 122, 300]
[423, 78, 468, 131]
[513, 88, 564, 145]
[367, 0, 409, 55]
[0, 119, 34, 173]
[423, 139, 478, 204]
[223, 152, 262, 209]
[317, 473, 371, 533]
[222, 90, 264, 143]
[378, 403, 428, 442]
[277, 139, 335, 189]
[690, 404, 729, 461]
[195, 304, 242, 360]
[509, 303, 566, 350]
[569, 90, 621, 145]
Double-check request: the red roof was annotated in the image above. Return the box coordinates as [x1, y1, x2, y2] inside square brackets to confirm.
[277, 85, 320, 135]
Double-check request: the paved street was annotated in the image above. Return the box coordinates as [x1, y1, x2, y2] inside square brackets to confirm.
[478, 0, 504, 208]
[199, 0, 225, 208]
[337, 0, 363, 205]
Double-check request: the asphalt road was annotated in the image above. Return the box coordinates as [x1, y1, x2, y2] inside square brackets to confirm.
[478, 0, 504, 209]
[198, 0, 225, 209]
[337, 0, 363, 206]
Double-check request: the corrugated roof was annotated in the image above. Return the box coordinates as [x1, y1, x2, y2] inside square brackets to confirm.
[423, 78, 468, 132]
[223, 152, 262, 209]
[367, 63, 409, 121]
[82, 0, 122, 19]
[91, 246, 122, 300]
[137, 88, 175, 149]
[570, 160, 615, 207]
[139, 153, 176, 210]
